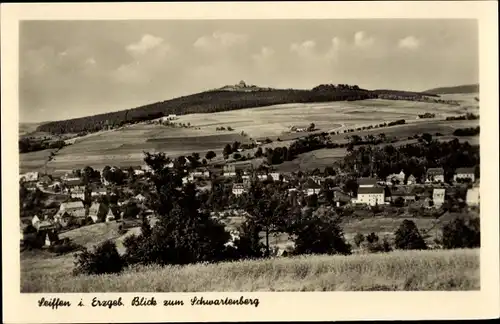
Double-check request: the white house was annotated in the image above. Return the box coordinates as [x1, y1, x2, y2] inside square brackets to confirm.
[133, 166, 145, 176]
[223, 165, 236, 177]
[232, 183, 246, 196]
[426, 168, 445, 183]
[454, 167, 475, 183]
[91, 186, 107, 197]
[355, 187, 385, 206]
[269, 172, 281, 182]
[432, 188, 446, 207]
[466, 185, 480, 206]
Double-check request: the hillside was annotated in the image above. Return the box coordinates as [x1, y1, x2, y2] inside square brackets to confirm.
[373, 89, 439, 97]
[36, 85, 377, 134]
[425, 84, 479, 95]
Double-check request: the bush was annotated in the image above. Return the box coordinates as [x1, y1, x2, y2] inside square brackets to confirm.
[394, 220, 427, 250]
[73, 240, 125, 275]
[292, 215, 351, 255]
[441, 217, 480, 249]
[353, 233, 365, 248]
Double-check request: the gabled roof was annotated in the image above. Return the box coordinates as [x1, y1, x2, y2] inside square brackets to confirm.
[427, 168, 444, 175]
[64, 178, 83, 186]
[357, 187, 385, 194]
[455, 167, 475, 174]
[358, 177, 377, 186]
[61, 201, 85, 210]
[304, 178, 321, 189]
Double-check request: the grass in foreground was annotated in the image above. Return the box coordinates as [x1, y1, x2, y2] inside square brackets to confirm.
[22, 248, 479, 292]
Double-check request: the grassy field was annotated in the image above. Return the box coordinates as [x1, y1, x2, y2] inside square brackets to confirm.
[21, 248, 479, 292]
[19, 95, 479, 174]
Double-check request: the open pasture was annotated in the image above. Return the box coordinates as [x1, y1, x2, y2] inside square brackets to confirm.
[175, 98, 462, 139]
[42, 123, 249, 172]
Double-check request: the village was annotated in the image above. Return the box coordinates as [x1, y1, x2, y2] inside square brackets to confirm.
[19, 155, 480, 250]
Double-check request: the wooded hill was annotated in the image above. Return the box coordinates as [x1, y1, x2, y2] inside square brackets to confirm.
[35, 84, 435, 135]
[424, 84, 479, 95]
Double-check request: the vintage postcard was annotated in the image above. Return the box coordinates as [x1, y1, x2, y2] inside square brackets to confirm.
[2, 1, 499, 323]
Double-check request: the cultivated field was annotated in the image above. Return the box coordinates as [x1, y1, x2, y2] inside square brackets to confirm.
[21, 248, 479, 292]
[19, 94, 479, 174]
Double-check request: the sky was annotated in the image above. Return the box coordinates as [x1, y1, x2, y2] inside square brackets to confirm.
[19, 19, 478, 123]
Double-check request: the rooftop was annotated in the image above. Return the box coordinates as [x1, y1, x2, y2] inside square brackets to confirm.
[427, 168, 444, 175]
[456, 167, 475, 173]
[358, 177, 377, 185]
[357, 187, 385, 194]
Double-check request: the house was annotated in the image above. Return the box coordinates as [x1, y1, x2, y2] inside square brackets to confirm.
[355, 187, 385, 206]
[390, 189, 416, 203]
[20, 171, 39, 182]
[182, 174, 194, 184]
[105, 209, 117, 222]
[91, 186, 107, 197]
[135, 194, 146, 203]
[191, 168, 211, 179]
[432, 188, 446, 207]
[38, 174, 52, 185]
[358, 177, 377, 188]
[70, 187, 86, 199]
[232, 183, 246, 196]
[466, 185, 480, 206]
[333, 189, 351, 207]
[426, 168, 445, 183]
[407, 174, 417, 185]
[386, 171, 405, 185]
[303, 178, 322, 196]
[454, 167, 475, 183]
[87, 202, 104, 223]
[132, 166, 145, 176]
[257, 174, 269, 181]
[31, 215, 41, 228]
[269, 172, 281, 182]
[223, 165, 236, 177]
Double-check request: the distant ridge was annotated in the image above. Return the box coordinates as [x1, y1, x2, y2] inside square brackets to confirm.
[424, 84, 479, 94]
[33, 82, 444, 135]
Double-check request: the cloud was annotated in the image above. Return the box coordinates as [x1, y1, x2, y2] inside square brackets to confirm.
[112, 34, 176, 84]
[398, 36, 420, 50]
[252, 46, 275, 62]
[290, 40, 317, 57]
[193, 31, 248, 51]
[325, 37, 342, 60]
[126, 34, 165, 55]
[354, 31, 375, 48]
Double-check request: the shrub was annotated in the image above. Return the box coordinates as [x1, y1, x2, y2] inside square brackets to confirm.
[394, 220, 427, 250]
[73, 240, 125, 275]
[366, 232, 379, 244]
[292, 214, 351, 255]
[441, 217, 480, 249]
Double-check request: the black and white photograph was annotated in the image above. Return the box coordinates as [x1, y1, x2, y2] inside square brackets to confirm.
[2, 1, 499, 323]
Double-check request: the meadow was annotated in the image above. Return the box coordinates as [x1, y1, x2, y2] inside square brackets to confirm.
[21, 248, 479, 292]
[19, 95, 479, 174]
